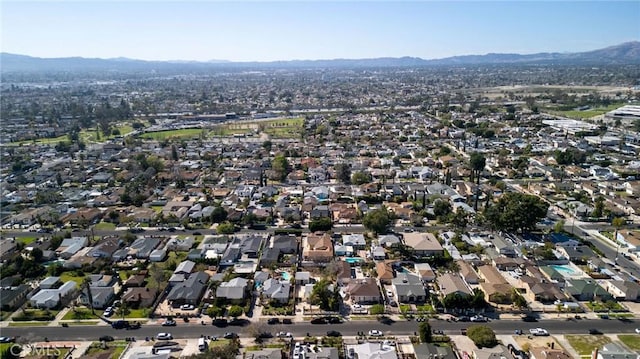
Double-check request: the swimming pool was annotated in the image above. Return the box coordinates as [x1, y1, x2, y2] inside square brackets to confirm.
[344, 257, 364, 264]
[281, 271, 291, 281]
[550, 264, 578, 276]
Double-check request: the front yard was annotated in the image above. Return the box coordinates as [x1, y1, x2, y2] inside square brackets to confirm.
[12, 308, 59, 321]
[565, 335, 612, 356]
[618, 335, 640, 351]
[84, 340, 128, 359]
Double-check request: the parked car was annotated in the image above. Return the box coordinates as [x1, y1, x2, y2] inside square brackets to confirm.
[103, 307, 114, 317]
[0, 337, 15, 343]
[156, 333, 173, 340]
[326, 330, 342, 337]
[162, 319, 176, 326]
[522, 315, 538, 322]
[457, 316, 470, 322]
[282, 318, 292, 324]
[327, 316, 342, 324]
[223, 332, 238, 339]
[368, 330, 383, 337]
[99, 335, 114, 342]
[180, 304, 195, 310]
[277, 331, 293, 338]
[529, 328, 549, 336]
[635, 328, 640, 334]
[267, 318, 280, 325]
[111, 320, 130, 329]
[470, 315, 487, 322]
[213, 319, 228, 327]
[588, 329, 602, 335]
[310, 317, 328, 324]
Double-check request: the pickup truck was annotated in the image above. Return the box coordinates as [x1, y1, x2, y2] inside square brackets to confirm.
[529, 328, 549, 336]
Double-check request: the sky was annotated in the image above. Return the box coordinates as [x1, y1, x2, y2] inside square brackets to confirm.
[1, 1, 639, 62]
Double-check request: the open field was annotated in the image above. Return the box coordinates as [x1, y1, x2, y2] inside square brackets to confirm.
[94, 221, 117, 230]
[618, 335, 640, 351]
[140, 128, 206, 140]
[545, 103, 625, 119]
[8, 134, 69, 146]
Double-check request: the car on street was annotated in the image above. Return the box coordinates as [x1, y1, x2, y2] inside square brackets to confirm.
[180, 304, 195, 310]
[267, 318, 280, 325]
[635, 328, 640, 334]
[327, 316, 342, 324]
[162, 319, 176, 326]
[277, 332, 293, 338]
[99, 335, 115, 342]
[368, 330, 383, 337]
[588, 329, 602, 335]
[0, 337, 15, 343]
[522, 315, 538, 322]
[529, 328, 549, 336]
[282, 318, 292, 324]
[457, 316, 470, 322]
[156, 333, 173, 340]
[310, 317, 328, 324]
[223, 332, 238, 339]
[326, 330, 342, 337]
[111, 320, 130, 329]
[470, 315, 487, 322]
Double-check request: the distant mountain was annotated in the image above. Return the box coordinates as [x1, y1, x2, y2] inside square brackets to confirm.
[1, 41, 639, 73]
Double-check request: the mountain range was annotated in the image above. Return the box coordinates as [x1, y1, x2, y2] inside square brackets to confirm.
[1, 41, 639, 73]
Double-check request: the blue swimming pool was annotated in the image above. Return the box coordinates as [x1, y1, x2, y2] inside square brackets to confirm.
[344, 257, 364, 264]
[550, 265, 578, 276]
[281, 271, 291, 281]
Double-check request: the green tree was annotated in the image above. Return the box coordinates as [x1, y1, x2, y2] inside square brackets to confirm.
[334, 163, 352, 184]
[466, 325, 497, 348]
[210, 206, 228, 223]
[483, 192, 549, 233]
[433, 199, 452, 218]
[553, 219, 565, 234]
[351, 171, 372, 185]
[419, 322, 433, 343]
[117, 301, 130, 320]
[271, 154, 291, 182]
[310, 278, 340, 311]
[363, 207, 392, 234]
[216, 221, 236, 234]
[227, 305, 243, 319]
[309, 217, 332, 232]
[592, 196, 605, 218]
[470, 152, 486, 211]
[207, 305, 225, 319]
[262, 140, 272, 152]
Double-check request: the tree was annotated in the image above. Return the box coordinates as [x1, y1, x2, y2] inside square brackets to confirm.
[171, 145, 179, 161]
[309, 217, 332, 232]
[592, 196, 605, 218]
[466, 325, 497, 348]
[470, 152, 486, 211]
[30, 247, 43, 262]
[228, 305, 243, 319]
[363, 207, 392, 234]
[271, 154, 291, 182]
[82, 277, 95, 314]
[351, 171, 372, 185]
[483, 192, 549, 233]
[216, 221, 236, 234]
[185, 340, 239, 359]
[310, 278, 340, 311]
[553, 220, 565, 234]
[117, 301, 130, 320]
[207, 305, 225, 319]
[334, 163, 351, 184]
[262, 140, 272, 152]
[433, 199, 452, 218]
[210, 206, 228, 223]
[419, 322, 433, 343]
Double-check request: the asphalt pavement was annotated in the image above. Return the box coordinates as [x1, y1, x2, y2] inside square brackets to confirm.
[1, 318, 637, 342]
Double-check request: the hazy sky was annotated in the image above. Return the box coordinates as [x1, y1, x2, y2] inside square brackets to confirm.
[2, 1, 639, 62]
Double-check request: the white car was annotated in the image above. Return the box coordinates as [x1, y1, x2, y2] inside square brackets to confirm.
[368, 329, 383, 337]
[470, 315, 487, 322]
[529, 328, 549, 336]
[156, 333, 173, 340]
[635, 328, 640, 334]
[180, 304, 195, 310]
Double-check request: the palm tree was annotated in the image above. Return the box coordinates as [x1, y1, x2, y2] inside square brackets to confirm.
[82, 277, 95, 315]
[117, 301, 130, 320]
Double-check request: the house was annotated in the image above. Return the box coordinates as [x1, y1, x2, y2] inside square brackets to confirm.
[149, 249, 167, 262]
[260, 235, 298, 267]
[350, 342, 397, 359]
[303, 347, 339, 359]
[414, 343, 457, 359]
[29, 281, 76, 309]
[40, 276, 62, 289]
[122, 287, 156, 308]
[605, 280, 640, 301]
[565, 279, 613, 301]
[403, 232, 443, 256]
[167, 271, 210, 307]
[393, 272, 427, 303]
[303, 232, 334, 262]
[378, 234, 401, 248]
[166, 237, 195, 251]
[56, 237, 88, 259]
[477, 265, 513, 304]
[437, 273, 472, 297]
[336, 261, 353, 286]
[295, 272, 311, 285]
[80, 274, 118, 309]
[457, 261, 479, 284]
[595, 343, 640, 359]
[0, 283, 30, 310]
[124, 272, 147, 288]
[377, 261, 395, 284]
[345, 278, 381, 304]
[371, 246, 386, 260]
[334, 244, 354, 257]
[244, 348, 284, 359]
[89, 237, 123, 258]
[558, 245, 596, 263]
[342, 234, 366, 249]
[216, 277, 248, 301]
[174, 260, 196, 276]
[414, 263, 436, 282]
[128, 237, 160, 259]
[262, 278, 291, 304]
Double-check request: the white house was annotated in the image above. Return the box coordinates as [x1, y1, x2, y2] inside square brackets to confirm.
[30, 281, 76, 309]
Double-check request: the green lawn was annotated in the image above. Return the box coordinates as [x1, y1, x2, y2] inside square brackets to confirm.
[17, 236, 37, 245]
[140, 128, 206, 140]
[12, 308, 59, 322]
[94, 222, 117, 230]
[61, 320, 100, 326]
[85, 341, 128, 359]
[546, 103, 624, 119]
[59, 272, 85, 287]
[151, 206, 164, 213]
[8, 321, 50, 326]
[565, 335, 612, 356]
[62, 307, 98, 320]
[618, 335, 640, 351]
[8, 135, 69, 146]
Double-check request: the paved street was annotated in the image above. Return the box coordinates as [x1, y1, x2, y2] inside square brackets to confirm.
[1, 318, 637, 342]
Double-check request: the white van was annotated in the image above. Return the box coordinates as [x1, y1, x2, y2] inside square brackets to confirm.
[198, 337, 208, 351]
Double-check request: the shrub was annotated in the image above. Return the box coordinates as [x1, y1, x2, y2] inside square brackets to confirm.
[466, 325, 498, 348]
